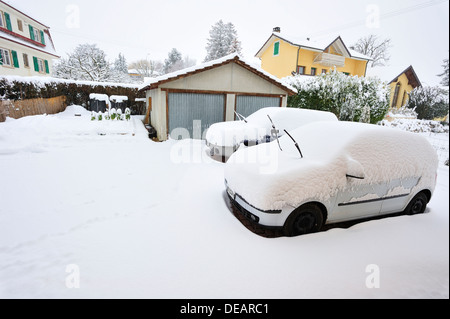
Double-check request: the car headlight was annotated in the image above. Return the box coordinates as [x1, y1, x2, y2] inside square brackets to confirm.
[226, 186, 235, 199]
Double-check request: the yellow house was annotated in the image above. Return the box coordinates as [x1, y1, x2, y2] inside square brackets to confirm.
[255, 28, 372, 79]
[388, 65, 422, 109]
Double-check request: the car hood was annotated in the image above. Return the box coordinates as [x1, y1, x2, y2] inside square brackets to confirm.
[225, 138, 349, 211]
[206, 121, 270, 147]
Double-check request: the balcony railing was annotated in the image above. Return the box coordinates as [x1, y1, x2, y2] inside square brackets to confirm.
[314, 52, 345, 67]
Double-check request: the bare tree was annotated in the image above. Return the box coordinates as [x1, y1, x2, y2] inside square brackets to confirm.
[129, 59, 163, 77]
[350, 35, 392, 67]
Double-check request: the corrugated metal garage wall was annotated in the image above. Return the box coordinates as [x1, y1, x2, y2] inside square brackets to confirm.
[168, 93, 225, 139]
[235, 96, 281, 118]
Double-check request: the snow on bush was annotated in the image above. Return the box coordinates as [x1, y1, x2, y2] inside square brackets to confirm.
[285, 70, 390, 124]
[406, 86, 449, 120]
[379, 119, 449, 133]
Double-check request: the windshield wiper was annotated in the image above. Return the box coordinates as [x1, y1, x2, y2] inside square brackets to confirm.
[234, 111, 248, 123]
[283, 129, 303, 158]
[267, 115, 283, 151]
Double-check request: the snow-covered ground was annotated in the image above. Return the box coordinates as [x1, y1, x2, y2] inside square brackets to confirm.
[0, 106, 448, 299]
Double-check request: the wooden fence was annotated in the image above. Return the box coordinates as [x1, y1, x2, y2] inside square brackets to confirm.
[0, 96, 67, 122]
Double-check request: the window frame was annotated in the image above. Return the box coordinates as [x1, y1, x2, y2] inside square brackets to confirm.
[322, 69, 327, 74]
[296, 65, 306, 75]
[33, 28, 41, 43]
[23, 53, 29, 68]
[0, 47, 13, 67]
[17, 19, 23, 32]
[311, 67, 317, 76]
[0, 11, 4, 28]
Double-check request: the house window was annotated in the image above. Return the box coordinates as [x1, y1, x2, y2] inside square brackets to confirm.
[0, 11, 12, 31]
[17, 19, 23, 32]
[297, 66, 305, 75]
[23, 53, 29, 68]
[0, 11, 4, 28]
[0, 48, 12, 66]
[273, 41, 280, 56]
[33, 56, 49, 73]
[392, 83, 401, 108]
[311, 67, 317, 76]
[322, 69, 327, 74]
[33, 28, 41, 42]
[401, 91, 408, 107]
[343, 72, 351, 76]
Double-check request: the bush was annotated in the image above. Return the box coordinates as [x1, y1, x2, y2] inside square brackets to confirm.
[406, 86, 449, 120]
[286, 70, 390, 124]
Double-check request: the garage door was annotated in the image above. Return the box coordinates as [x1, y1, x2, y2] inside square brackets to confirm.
[235, 95, 281, 118]
[168, 93, 225, 140]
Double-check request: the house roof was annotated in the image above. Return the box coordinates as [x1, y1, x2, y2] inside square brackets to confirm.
[0, 1, 58, 58]
[389, 65, 422, 88]
[255, 33, 373, 61]
[139, 53, 297, 95]
[0, 0, 49, 29]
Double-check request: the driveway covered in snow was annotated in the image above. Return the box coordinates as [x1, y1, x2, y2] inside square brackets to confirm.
[0, 106, 448, 298]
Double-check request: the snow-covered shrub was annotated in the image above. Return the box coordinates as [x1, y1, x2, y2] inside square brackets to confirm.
[125, 108, 131, 121]
[379, 119, 449, 133]
[110, 108, 117, 120]
[286, 70, 390, 124]
[91, 112, 97, 121]
[97, 112, 103, 121]
[116, 108, 123, 121]
[406, 86, 449, 120]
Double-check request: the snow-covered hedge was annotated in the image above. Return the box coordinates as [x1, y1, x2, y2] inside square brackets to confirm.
[379, 118, 449, 133]
[406, 86, 449, 120]
[0, 76, 145, 114]
[285, 70, 390, 124]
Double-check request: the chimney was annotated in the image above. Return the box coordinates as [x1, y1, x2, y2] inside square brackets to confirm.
[273, 27, 281, 33]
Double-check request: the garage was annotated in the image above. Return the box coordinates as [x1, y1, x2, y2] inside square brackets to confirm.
[235, 95, 282, 118]
[140, 54, 296, 141]
[168, 92, 225, 139]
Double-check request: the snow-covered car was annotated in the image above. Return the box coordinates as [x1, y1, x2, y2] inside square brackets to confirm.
[225, 121, 439, 237]
[205, 107, 338, 161]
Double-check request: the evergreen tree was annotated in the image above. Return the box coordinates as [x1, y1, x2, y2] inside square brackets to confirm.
[110, 53, 131, 83]
[163, 48, 183, 74]
[204, 20, 242, 62]
[438, 58, 449, 87]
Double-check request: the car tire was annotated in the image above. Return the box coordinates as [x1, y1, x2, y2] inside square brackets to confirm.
[284, 204, 324, 237]
[404, 192, 428, 215]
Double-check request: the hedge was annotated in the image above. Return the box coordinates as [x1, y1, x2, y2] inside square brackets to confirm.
[0, 76, 146, 115]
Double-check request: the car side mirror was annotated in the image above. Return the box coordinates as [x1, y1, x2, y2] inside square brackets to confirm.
[346, 157, 365, 180]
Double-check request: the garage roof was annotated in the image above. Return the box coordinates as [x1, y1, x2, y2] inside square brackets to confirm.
[139, 54, 297, 95]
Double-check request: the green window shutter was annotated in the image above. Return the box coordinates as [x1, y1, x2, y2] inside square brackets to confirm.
[40, 30, 45, 45]
[274, 42, 280, 56]
[4, 12, 12, 31]
[29, 25, 35, 41]
[0, 51, 3, 66]
[11, 50, 19, 68]
[44, 60, 49, 73]
[33, 56, 39, 72]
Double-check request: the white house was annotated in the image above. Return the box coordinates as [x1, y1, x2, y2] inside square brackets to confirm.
[0, 0, 59, 76]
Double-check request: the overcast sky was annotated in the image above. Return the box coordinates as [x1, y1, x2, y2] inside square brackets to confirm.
[5, 0, 449, 86]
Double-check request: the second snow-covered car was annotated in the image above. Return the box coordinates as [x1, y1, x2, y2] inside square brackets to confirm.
[205, 107, 338, 161]
[225, 121, 439, 237]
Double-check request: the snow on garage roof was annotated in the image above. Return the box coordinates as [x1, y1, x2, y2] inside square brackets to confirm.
[139, 53, 297, 95]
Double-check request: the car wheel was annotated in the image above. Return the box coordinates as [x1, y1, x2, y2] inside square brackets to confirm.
[284, 204, 324, 237]
[405, 192, 428, 215]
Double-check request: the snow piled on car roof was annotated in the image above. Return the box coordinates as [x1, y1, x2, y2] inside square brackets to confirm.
[225, 121, 439, 211]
